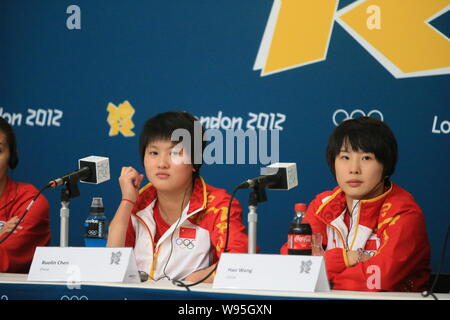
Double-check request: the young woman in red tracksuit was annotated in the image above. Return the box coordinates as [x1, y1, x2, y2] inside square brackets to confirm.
[107, 112, 248, 283]
[0, 118, 51, 273]
[281, 117, 431, 292]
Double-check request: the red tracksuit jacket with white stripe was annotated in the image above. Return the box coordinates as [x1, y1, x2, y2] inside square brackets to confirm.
[125, 176, 248, 281]
[281, 182, 430, 292]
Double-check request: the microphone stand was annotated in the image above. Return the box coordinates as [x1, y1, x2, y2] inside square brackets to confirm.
[59, 176, 81, 247]
[247, 185, 267, 254]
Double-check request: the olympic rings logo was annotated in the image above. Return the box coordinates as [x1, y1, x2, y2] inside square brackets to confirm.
[176, 238, 196, 250]
[60, 295, 88, 300]
[332, 109, 384, 126]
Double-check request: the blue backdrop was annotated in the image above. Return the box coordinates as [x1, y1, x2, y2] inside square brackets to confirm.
[1, 0, 449, 272]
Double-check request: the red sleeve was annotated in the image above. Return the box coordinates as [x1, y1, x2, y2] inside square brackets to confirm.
[328, 211, 431, 292]
[0, 190, 50, 273]
[324, 248, 348, 275]
[124, 217, 135, 247]
[124, 198, 142, 248]
[209, 196, 248, 263]
[302, 200, 350, 278]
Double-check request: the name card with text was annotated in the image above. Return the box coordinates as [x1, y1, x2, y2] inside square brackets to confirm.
[213, 253, 330, 292]
[28, 247, 140, 283]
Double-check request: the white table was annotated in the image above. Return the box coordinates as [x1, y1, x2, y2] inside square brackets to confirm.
[0, 273, 448, 300]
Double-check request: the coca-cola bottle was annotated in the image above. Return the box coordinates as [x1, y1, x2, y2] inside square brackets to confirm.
[287, 203, 312, 255]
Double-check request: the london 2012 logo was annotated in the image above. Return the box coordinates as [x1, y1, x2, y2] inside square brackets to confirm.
[254, 0, 450, 78]
[106, 101, 136, 137]
[110, 251, 122, 265]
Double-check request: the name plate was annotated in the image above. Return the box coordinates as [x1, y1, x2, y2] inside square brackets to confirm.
[28, 247, 140, 283]
[213, 253, 330, 292]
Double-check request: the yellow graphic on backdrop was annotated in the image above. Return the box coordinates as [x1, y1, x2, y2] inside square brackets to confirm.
[254, 0, 338, 76]
[255, 0, 450, 78]
[337, 0, 450, 77]
[106, 100, 135, 137]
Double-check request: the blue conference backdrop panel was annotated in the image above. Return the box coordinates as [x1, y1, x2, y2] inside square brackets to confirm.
[0, 0, 449, 272]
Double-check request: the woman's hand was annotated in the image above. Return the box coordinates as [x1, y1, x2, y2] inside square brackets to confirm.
[346, 249, 372, 266]
[184, 264, 217, 283]
[118, 166, 144, 203]
[107, 167, 144, 248]
[0, 216, 23, 237]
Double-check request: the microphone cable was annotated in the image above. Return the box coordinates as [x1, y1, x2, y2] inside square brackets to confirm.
[172, 185, 240, 291]
[421, 224, 450, 300]
[109, 179, 192, 284]
[157, 183, 190, 282]
[0, 183, 51, 245]
[346, 200, 360, 250]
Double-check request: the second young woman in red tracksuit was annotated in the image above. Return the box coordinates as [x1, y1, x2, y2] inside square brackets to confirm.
[281, 117, 430, 292]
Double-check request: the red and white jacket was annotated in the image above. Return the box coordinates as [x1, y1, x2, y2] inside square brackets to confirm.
[125, 177, 248, 281]
[0, 177, 51, 273]
[281, 183, 431, 292]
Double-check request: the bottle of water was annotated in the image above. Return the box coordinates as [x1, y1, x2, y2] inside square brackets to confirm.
[287, 203, 312, 255]
[84, 197, 108, 247]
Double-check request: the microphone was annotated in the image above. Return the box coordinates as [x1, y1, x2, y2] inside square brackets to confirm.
[238, 163, 298, 190]
[48, 156, 110, 188]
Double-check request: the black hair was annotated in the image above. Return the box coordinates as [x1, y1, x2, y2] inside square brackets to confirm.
[139, 111, 205, 178]
[326, 116, 397, 185]
[0, 117, 19, 169]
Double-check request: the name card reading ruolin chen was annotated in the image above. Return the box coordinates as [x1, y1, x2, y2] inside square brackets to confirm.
[28, 247, 140, 283]
[213, 253, 330, 292]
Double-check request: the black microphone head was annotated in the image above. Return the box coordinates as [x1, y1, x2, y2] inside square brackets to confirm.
[237, 180, 252, 189]
[78, 156, 110, 184]
[237, 163, 298, 190]
[260, 163, 298, 190]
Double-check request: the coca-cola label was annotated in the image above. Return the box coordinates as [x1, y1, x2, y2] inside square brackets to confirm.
[288, 234, 312, 250]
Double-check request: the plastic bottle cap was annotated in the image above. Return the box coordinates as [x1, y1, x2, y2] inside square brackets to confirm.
[90, 197, 105, 215]
[294, 203, 307, 212]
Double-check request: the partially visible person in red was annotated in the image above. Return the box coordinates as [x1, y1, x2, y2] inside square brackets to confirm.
[281, 117, 430, 292]
[0, 117, 51, 273]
